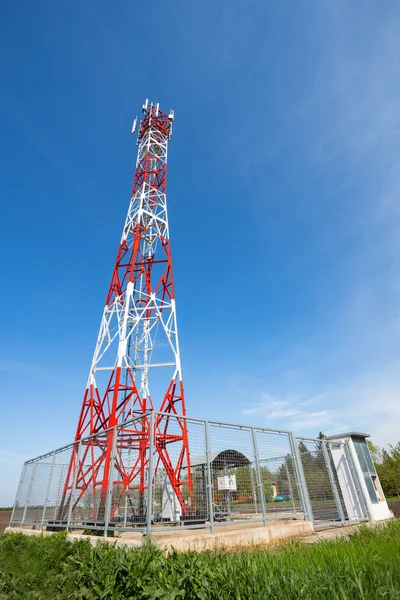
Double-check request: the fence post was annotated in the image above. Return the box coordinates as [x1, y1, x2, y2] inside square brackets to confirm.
[104, 426, 119, 538]
[21, 460, 38, 527]
[321, 440, 345, 524]
[204, 421, 215, 534]
[145, 411, 155, 538]
[289, 432, 314, 527]
[251, 427, 267, 527]
[40, 452, 56, 530]
[10, 462, 27, 526]
[66, 441, 82, 532]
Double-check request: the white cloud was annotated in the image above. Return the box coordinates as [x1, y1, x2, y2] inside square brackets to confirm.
[242, 366, 400, 447]
[239, 7, 400, 450]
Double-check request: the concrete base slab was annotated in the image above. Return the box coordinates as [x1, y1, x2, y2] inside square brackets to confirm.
[152, 520, 313, 551]
[6, 519, 313, 552]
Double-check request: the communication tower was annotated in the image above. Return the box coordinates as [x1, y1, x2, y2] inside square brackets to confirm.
[59, 100, 192, 523]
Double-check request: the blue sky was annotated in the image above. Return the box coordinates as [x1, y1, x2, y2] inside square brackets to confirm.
[1, 1, 400, 505]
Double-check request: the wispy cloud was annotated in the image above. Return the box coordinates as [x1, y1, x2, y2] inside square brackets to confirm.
[242, 365, 400, 447]
[243, 393, 347, 434]
[236, 5, 400, 448]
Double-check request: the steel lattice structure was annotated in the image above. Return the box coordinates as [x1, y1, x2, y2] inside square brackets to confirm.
[59, 100, 192, 523]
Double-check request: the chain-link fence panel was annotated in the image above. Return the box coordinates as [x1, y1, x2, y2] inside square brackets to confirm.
[297, 438, 342, 524]
[10, 445, 75, 529]
[148, 414, 207, 530]
[183, 419, 208, 524]
[10, 462, 34, 526]
[23, 458, 52, 525]
[254, 429, 303, 519]
[208, 423, 261, 525]
[48, 445, 75, 527]
[108, 420, 148, 530]
[19, 460, 40, 525]
[42, 449, 70, 525]
[67, 436, 108, 529]
[10, 419, 371, 535]
[257, 456, 303, 518]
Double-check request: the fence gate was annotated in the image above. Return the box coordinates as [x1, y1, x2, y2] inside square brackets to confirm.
[297, 438, 368, 527]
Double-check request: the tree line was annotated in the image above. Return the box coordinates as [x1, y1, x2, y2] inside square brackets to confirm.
[367, 440, 400, 498]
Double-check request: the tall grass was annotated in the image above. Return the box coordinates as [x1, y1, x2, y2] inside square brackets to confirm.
[1, 520, 399, 599]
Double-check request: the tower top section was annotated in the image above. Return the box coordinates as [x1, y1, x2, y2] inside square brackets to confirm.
[131, 99, 174, 143]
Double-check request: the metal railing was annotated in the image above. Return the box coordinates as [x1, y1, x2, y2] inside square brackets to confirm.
[9, 413, 368, 535]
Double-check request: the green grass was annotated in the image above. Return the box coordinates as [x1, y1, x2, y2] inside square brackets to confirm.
[387, 496, 400, 503]
[1, 521, 400, 599]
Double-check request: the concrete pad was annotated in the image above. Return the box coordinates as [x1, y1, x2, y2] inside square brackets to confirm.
[147, 520, 314, 552]
[118, 531, 145, 541]
[4, 520, 314, 552]
[8, 520, 386, 552]
[268, 520, 314, 543]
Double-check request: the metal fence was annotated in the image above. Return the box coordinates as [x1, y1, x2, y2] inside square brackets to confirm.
[296, 437, 369, 528]
[9, 413, 368, 535]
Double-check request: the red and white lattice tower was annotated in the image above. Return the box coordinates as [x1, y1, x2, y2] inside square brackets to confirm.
[60, 100, 192, 522]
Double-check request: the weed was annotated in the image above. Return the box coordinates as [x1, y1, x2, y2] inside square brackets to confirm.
[0, 521, 399, 599]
